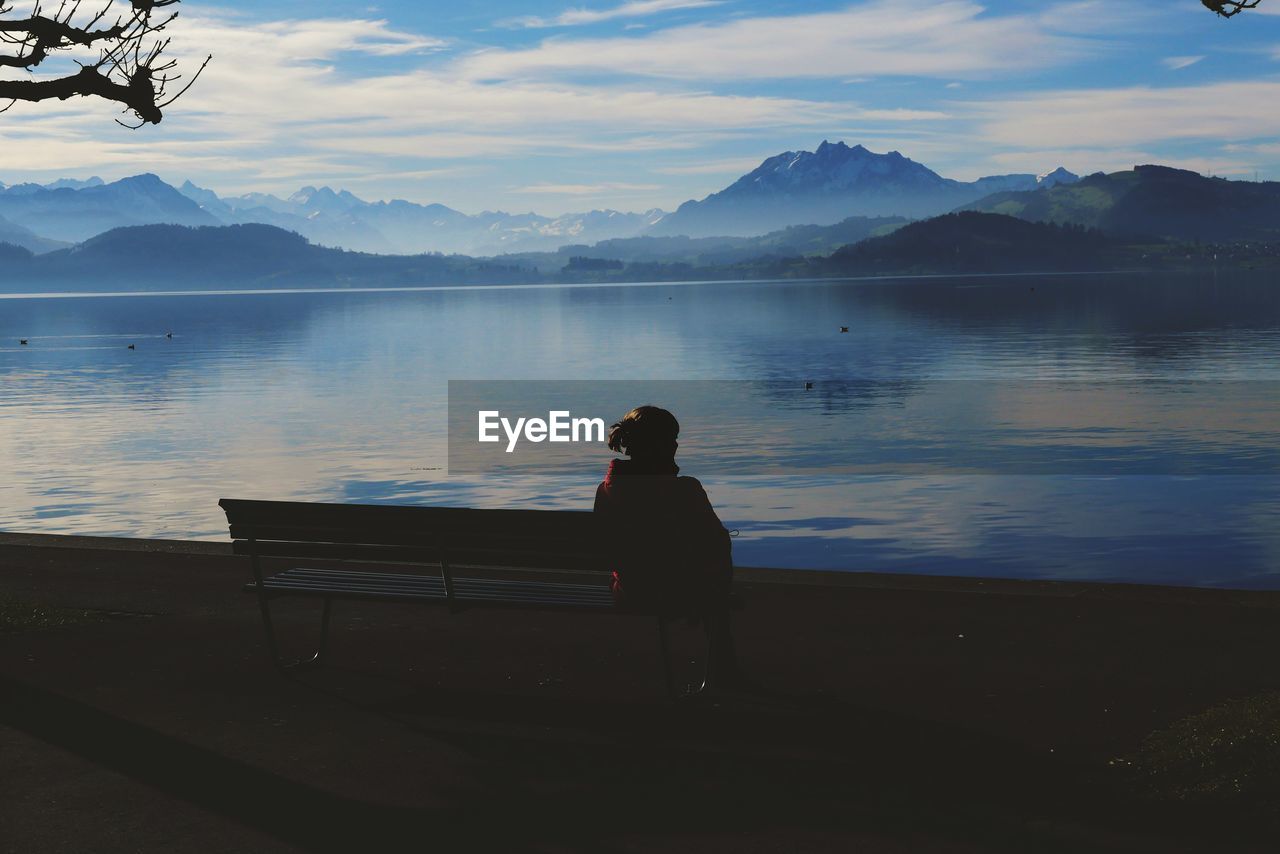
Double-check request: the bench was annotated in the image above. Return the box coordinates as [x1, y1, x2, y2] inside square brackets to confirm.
[220, 498, 741, 696]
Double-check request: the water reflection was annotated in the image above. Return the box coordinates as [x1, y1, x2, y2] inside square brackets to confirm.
[1, 273, 1278, 588]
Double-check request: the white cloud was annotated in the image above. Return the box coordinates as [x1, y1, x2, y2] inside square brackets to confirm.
[1035, 1, 1163, 34]
[0, 11, 874, 205]
[464, 0, 1089, 82]
[1224, 141, 1280, 156]
[970, 80, 1280, 149]
[187, 15, 448, 59]
[500, 0, 724, 30]
[4, 3, 1274, 210]
[1162, 55, 1205, 70]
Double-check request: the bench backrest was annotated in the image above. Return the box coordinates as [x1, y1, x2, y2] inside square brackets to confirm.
[219, 499, 607, 574]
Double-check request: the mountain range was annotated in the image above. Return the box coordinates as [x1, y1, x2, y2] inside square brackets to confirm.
[0, 142, 1078, 255]
[177, 181, 667, 256]
[6, 144, 1279, 262]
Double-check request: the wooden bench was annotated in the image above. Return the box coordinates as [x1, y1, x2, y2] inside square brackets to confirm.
[220, 498, 740, 696]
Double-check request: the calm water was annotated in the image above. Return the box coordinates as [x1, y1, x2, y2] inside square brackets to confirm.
[2, 273, 1278, 588]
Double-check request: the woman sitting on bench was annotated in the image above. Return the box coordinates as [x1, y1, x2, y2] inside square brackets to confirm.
[593, 405, 740, 687]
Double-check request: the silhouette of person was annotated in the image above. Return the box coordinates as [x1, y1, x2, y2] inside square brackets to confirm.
[593, 405, 739, 687]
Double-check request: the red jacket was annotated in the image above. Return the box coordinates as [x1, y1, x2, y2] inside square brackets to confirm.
[593, 458, 732, 612]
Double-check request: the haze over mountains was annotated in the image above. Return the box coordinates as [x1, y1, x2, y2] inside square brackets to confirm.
[176, 181, 666, 256]
[0, 142, 1078, 256]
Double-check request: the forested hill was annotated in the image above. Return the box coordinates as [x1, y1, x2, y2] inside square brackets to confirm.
[0, 224, 539, 290]
[963, 165, 1280, 242]
[817, 212, 1124, 275]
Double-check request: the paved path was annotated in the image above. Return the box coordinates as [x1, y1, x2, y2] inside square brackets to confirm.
[2, 536, 1278, 852]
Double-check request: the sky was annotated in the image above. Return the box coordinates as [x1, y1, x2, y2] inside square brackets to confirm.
[2, 0, 1280, 214]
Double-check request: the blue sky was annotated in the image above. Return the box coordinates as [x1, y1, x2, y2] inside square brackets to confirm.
[2, 0, 1280, 213]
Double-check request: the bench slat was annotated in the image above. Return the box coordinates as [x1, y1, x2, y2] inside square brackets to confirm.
[233, 537, 445, 562]
[263, 578, 446, 595]
[230, 530, 604, 563]
[232, 539, 607, 573]
[258, 585, 447, 603]
[277, 567, 446, 581]
[257, 568, 614, 607]
[261, 583, 445, 599]
[221, 499, 598, 538]
[284, 568, 606, 590]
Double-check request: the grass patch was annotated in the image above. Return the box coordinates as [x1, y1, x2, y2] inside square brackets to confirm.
[0, 596, 102, 634]
[1121, 692, 1280, 811]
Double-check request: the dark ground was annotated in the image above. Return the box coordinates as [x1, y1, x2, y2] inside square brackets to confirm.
[1, 533, 1278, 853]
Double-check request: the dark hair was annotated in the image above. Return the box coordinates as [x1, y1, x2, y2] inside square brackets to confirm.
[607, 405, 679, 454]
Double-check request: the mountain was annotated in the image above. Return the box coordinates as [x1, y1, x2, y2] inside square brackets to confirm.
[0, 174, 218, 242]
[1037, 167, 1078, 188]
[0, 212, 69, 254]
[176, 181, 665, 255]
[650, 141, 1077, 237]
[45, 177, 105, 191]
[0, 176, 106, 194]
[962, 165, 1280, 241]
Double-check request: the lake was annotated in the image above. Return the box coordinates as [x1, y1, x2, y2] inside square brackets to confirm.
[2, 272, 1278, 588]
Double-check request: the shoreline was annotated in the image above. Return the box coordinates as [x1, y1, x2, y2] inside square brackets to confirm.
[3, 529, 1277, 606]
[0, 268, 1158, 301]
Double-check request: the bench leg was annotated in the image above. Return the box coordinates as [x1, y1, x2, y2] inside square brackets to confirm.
[657, 617, 721, 699]
[290, 597, 333, 669]
[697, 608, 737, 695]
[255, 590, 283, 668]
[697, 633, 716, 695]
[257, 593, 333, 671]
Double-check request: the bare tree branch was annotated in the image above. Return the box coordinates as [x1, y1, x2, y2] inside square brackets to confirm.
[1201, 0, 1265, 16]
[0, 0, 206, 125]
